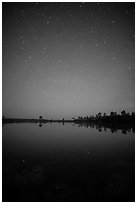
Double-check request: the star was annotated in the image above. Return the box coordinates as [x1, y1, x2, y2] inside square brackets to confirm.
[28, 56, 32, 60]
[42, 47, 46, 54]
[18, 36, 24, 42]
[90, 30, 94, 34]
[128, 66, 131, 70]
[20, 9, 24, 16]
[22, 159, 25, 163]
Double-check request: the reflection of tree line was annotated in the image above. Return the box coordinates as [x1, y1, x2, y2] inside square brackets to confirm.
[73, 122, 134, 134]
[2, 110, 135, 134]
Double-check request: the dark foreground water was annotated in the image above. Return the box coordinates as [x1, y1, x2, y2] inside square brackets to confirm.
[2, 123, 135, 202]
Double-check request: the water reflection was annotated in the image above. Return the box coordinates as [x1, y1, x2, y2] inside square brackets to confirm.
[2, 123, 135, 202]
[36, 121, 135, 134]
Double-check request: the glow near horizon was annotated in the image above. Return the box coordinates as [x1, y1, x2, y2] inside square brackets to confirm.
[3, 2, 135, 118]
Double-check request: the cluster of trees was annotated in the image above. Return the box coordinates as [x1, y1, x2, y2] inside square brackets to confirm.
[73, 111, 135, 124]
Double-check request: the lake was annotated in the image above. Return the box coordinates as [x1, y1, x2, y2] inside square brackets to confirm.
[2, 123, 135, 202]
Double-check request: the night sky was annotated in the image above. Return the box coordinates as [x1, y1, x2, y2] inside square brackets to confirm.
[3, 2, 135, 119]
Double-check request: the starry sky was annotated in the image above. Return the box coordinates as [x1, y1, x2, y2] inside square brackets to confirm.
[2, 2, 135, 119]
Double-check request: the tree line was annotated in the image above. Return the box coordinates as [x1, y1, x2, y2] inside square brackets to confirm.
[72, 110, 135, 123]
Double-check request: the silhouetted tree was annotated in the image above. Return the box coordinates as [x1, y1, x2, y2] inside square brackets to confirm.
[98, 112, 102, 117]
[110, 111, 115, 117]
[121, 110, 126, 116]
[131, 112, 135, 117]
[39, 116, 43, 119]
[78, 117, 82, 120]
[114, 112, 117, 116]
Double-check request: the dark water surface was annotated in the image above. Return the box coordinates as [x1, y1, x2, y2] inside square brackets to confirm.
[2, 123, 135, 201]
